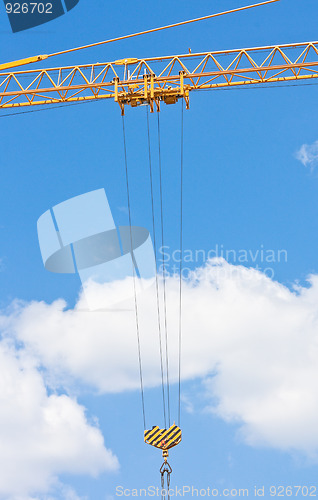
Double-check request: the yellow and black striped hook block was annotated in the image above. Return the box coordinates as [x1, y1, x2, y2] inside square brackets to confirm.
[144, 424, 182, 459]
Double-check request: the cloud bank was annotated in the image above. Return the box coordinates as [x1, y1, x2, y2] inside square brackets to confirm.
[2, 258, 318, 496]
[0, 340, 118, 499]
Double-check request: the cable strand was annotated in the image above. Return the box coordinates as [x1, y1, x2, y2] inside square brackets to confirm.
[46, 0, 280, 59]
[178, 100, 184, 427]
[122, 115, 146, 430]
[146, 106, 167, 428]
[157, 112, 171, 428]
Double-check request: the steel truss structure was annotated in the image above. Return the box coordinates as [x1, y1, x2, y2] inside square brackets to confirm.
[1, 41, 318, 113]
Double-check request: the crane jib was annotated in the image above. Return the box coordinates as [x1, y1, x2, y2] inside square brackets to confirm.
[1, 42, 318, 114]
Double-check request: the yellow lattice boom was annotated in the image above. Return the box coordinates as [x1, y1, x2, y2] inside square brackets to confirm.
[1, 41, 318, 113]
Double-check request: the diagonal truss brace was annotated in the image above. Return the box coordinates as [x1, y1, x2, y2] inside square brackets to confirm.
[0, 41, 318, 112]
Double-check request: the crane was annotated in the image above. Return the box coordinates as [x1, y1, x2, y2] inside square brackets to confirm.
[1, 0, 317, 493]
[1, 41, 318, 114]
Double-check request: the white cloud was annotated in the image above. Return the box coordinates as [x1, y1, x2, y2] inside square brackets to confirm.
[0, 341, 118, 500]
[2, 258, 318, 467]
[295, 140, 318, 170]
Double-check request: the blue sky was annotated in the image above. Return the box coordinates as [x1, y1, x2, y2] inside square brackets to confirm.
[1, 0, 318, 499]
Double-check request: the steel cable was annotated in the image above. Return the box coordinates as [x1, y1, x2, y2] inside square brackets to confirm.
[122, 115, 146, 430]
[157, 112, 171, 428]
[46, 1, 280, 60]
[146, 106, 167, 428]
[178, 100, 184, 427]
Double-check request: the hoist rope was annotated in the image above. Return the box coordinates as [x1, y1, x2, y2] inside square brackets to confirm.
[157, 112, 171, 428]
[146, 106, 167, 429]
[122, 115, 146, 430]
[178, 100, 184, 427]
[47, 0, 280, 59]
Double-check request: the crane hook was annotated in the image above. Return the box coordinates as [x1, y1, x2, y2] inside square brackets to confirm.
[160, 453, 172, 499]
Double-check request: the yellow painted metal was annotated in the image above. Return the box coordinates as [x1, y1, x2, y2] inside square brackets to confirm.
[0, 55, 48, 72]
[150, 73, 155, 98]
[115, 58, 139, 66]
[114, 77, 119, 102]
[0, 41, 318, 111]
[144, 424, 182, 451]
[180, 71, 184, 96]
[144, 74, 148, 99]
